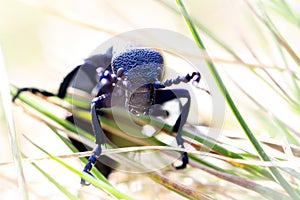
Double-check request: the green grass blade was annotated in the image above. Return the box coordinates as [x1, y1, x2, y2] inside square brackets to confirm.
[48, 125, 110, 185]
[159, 0, 300, 116]
[175, 0, 299, 199]
[266, 0, 300, 28]
[252, 0, 300, 66]
[22, 153, 79, 200]
[24, 135, 135, 200]
[12, 84, 293, 199]
[107, 107, 274, 180]
[10, 85, 94, 141]
[158, 0, 242, 62]
[188, 157, 289, 200]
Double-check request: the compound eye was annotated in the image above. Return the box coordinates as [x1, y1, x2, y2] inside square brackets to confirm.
[117, 68, 125, 77]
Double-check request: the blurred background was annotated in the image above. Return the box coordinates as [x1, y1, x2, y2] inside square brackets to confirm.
[1, 0, 300, 199]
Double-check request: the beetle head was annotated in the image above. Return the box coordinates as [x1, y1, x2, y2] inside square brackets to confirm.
[112, 48, 164, 86]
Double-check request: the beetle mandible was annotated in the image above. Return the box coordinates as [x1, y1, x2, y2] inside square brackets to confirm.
[12, 47, 208, 185]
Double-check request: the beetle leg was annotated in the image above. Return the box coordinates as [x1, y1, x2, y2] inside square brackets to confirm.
[155, 89, 190, 169]
[12, 87, 56, 102]
[80, 94, 111, 185]
[12, 48, 114, 102]
[66, 114, 113, 178]
[56, 65, 82, 98]
[12, 65, 82, 101]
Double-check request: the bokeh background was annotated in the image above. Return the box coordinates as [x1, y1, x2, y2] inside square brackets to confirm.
[1, 0, 300, 199]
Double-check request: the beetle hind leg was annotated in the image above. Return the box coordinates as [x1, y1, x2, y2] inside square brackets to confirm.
[155, 89, 190, 169]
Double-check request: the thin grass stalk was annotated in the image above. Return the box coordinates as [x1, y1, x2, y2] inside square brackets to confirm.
[243, 35, 300, 109]
[249, 0, 300, 66]
[160, 0, 300, 115]
[0, 48, 29, 200]
[175, 0, 299, 199]
[267, 0, 300, 28]
[28, 131, 214, 199]
[22, 153, 79, 200]
[48, 125, 111, 185]
[107, 108, 276, 180]
[13, 89, 213, 199]
[2, 146, 295, 199]
[3, 145, 300, 168]
[23, 135, 135, 200]
[188, 158, 289, 200]
[97, 113, 292, 198]
[12, 88, 285, 198]
[148, 172, 215, 200]
[227, 71, 300, 143]
[11, 84, 276, 181]
[158, 0, 242, 62]
[247, 1, 300, 110]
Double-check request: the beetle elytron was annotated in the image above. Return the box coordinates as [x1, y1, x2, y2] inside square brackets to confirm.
[13, 46, 207, 185]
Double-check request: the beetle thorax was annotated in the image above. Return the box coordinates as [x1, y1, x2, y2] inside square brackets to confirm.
[126, 84, 155, 115]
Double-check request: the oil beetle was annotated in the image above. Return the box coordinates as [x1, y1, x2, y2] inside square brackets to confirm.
[12, 46, 208, 185]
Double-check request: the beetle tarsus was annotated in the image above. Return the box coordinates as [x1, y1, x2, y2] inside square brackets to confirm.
[173, 152, 188, 170]
[81, 144, 101, 185]
[155, 89, 191, 170]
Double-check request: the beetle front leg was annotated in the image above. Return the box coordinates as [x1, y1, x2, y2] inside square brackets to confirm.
[155, 89, 191, 169]
[81, 95, 109, 185]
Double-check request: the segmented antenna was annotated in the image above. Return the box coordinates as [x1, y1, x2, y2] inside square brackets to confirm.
[163, 72, 210, 95]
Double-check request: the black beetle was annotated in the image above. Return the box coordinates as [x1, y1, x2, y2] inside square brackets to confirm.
[13, 46, 207, 185]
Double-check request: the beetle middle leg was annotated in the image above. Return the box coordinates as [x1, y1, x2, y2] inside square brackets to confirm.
[155, 89, 191, 169]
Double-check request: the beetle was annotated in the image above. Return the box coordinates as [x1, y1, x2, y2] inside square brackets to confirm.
[12, 46, 207, 185]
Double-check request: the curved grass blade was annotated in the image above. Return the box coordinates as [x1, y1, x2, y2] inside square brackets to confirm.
[175, 0, 299, 199]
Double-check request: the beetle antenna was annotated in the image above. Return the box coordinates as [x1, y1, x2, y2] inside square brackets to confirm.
[163, 72, 211, 95]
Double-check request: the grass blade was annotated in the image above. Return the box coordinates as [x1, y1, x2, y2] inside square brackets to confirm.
[23, 135, 135, 200]
[175, 0, 299, 199]
[48, 125, 111, 185]
[0, 47, 29, 200]
[22, 153, 79, 200]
